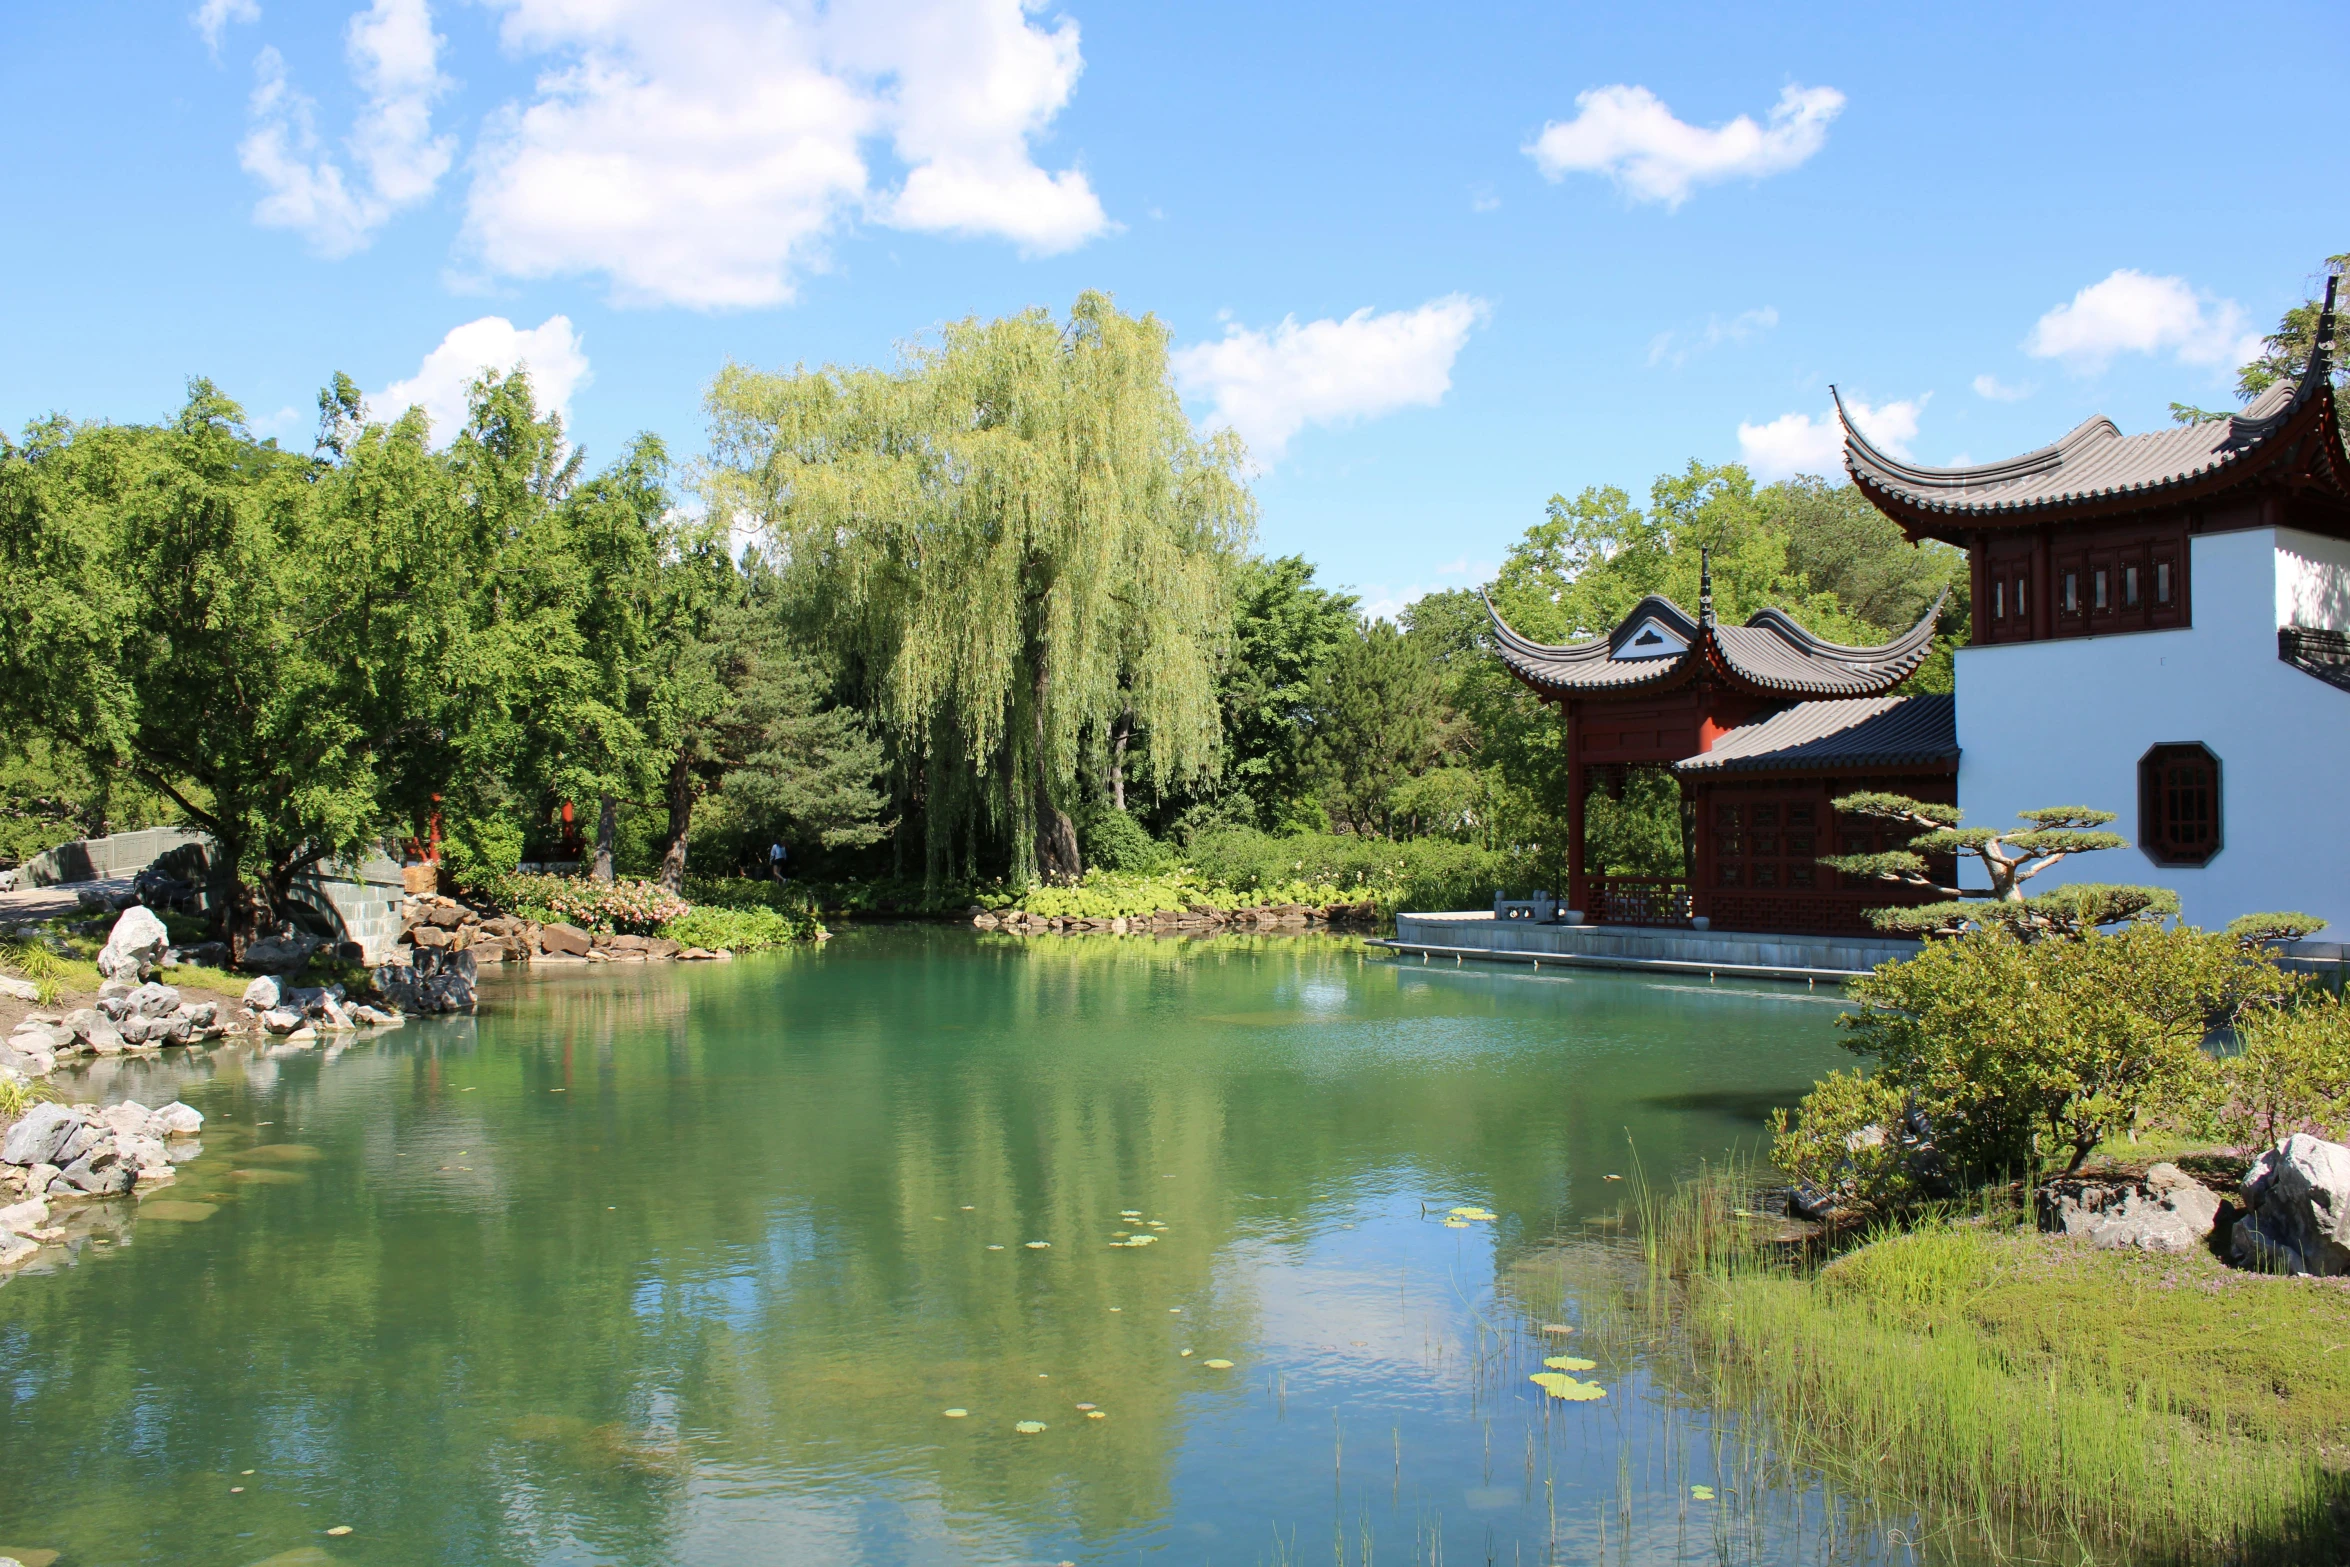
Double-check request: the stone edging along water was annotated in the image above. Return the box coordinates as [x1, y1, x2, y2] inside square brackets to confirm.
[969, 900, 1380, 937]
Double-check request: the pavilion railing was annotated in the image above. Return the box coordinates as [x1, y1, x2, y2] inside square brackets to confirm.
[1591, 877, 1692, 927]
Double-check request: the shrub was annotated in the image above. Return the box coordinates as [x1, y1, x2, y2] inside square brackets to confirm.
[680, 874, 820, 914]
[660, 906, 822, 952]
[1839, 925, 2297, 1177]
[1183, 827, 1522, 913]
[1768, 1070, 1916, 1213]
[2217, 992, 2350, 1148]
[1079, 806, 1170, 873]
[485, 873, 691, 934]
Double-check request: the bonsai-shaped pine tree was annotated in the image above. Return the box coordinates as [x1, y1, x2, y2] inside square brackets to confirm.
[1820, 793, 2178, 940]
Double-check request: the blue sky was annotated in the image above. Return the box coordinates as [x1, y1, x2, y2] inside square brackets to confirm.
[5, 1, 2343, 616]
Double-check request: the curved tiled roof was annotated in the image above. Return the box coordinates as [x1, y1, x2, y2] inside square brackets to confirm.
[1843, 277, 2344, 521]
[1675, 695, 1957, 774]
[1483, 590, 1945, 699]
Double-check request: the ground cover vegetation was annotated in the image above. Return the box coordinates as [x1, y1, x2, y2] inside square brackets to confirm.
[1556, 1166, 2350, 1565]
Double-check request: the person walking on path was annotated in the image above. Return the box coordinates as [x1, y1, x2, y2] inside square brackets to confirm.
[768, 841, 788, 882]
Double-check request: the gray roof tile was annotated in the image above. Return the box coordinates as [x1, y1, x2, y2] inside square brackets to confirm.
[1674, 695, 1957, 774]
[1843, 284, 2343, 519]
[1485, 592, 1943, 698]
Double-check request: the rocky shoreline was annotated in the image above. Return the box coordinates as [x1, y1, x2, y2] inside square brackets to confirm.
[970, 900, 1380, 937]
[396, 892, 736, 966]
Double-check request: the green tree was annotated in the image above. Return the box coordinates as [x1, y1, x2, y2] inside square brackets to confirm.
[0, 381, 496, 955]
[706, 293, 1252, 885]
[1821, 793, 2152, 938]
[1310, 619, 1440, 838]
[1210, 554, 1358, 831]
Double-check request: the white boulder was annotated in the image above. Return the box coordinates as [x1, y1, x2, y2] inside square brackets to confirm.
[241, 975, 281, 1011]
[97, 906, 171, 981]
[2234, 1134, 2350, 1275]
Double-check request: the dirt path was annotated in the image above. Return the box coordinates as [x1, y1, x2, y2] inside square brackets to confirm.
[0, 877, 134, 925]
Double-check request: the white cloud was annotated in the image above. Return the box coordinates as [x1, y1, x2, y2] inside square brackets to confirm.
[1524, 83, 1843, 208]
[1738, 394, 1924, 480]
[1172, 295, 1490, 464]
[1971, 373, 2034, 402]
[2023, 269, 2262, 374]
[1647, 306, 1778, 367]
[462, 0, 1108, 308]
[374, 315, 590, 443]
[239, 0, 453, 256]
[193, 0, 260, 56]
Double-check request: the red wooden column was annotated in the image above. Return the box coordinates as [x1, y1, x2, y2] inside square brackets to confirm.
[1563, 699, 1588, 914]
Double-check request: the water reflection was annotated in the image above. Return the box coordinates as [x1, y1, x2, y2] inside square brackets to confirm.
[0, 928, 1881, 1566]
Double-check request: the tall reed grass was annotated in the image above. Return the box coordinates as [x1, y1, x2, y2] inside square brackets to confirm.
[1618, 1158, 2347, 1564]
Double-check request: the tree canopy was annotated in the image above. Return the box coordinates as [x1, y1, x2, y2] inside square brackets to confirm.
[705, 291, 1254, 884]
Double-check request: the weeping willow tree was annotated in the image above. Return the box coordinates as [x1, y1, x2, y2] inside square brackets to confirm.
[705, 292, 1254, 885]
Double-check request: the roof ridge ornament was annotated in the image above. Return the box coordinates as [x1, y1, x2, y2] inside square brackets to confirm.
[1699, 548, 1715, 629]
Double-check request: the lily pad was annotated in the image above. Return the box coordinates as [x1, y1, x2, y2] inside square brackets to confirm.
[1528, 1372, 1606, 1402]
[325, 1526, 354, 1536]
[1024, 1241, 1050, 1250]
[1014, 1420, 1048, 1434]
[1448, 1206, 1498, 1222]
[1542, 1355, 1596, 1371]
[986, 1244, 1005, 1251]
[1203, 1358, 1234, 1369]
[1442, 1217, 1468, 1228]
[1691, 1485, 1715, 1501]
[1085, 1409, 1106, 1419]
[1123, 1234, 1157, 1247]
[942, 1408, 968, 1419]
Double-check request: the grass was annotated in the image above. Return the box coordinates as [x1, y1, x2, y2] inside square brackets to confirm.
[1618, 1162, 2350, 1564]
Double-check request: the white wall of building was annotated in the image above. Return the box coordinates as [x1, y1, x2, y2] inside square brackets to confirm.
[1954, 525, 2350, 932]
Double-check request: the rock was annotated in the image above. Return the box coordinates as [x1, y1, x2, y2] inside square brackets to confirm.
[0, 1197, 49, 1235]
[2038, 1165, 2222, 1253]
[97, 1102, 154, 1139]
[0, 975, 36, 1002]
[241, 932, 323, 974]
[125, 982, 180, 1018]
[82, 1021, 124, 1055]
[117, 1132, 169, 1173]
[2234, 1134, 2350, 1275]
[182, 1001, 218, 1031]
[52, 1145, 135, 1196]
[96, 905, 171, 981]
[2, 1103, 85, 1167]
[606, 932, 649, 952]
[538, 923, 594, 957]
[425, 902, 471, 930]
[176, 940, 231, 968]
[0, 1233, 35, 1268]
[351, 1004, 402, 1026]
[260, 1008, 303, 1035]
[406, 924, 452, 950]
[677, 947, 716, 961]
[152, 1102, 203, 1137]
[284, 1025, 318, 1044]
[242, 975, 282, 1010]
[645, 937, 680, 959]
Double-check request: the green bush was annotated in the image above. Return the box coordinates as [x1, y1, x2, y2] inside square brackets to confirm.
[1832, 924, 2298, 1180]
[2217, 992, 2350, 1148]
[485, 873, 691, 934]
[1767, 1069, 1915, 1212]
[1183, 827, 1522, 913]
[1079, 806, 1170, 873]
[660, 905, 824, 952]
[680, 874, 820, 914]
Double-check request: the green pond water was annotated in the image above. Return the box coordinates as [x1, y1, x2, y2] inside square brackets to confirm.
[0, 928, 1909, 1566]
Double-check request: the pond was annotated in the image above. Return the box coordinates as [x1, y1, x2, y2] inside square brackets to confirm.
[0, 929, 1896, 1566]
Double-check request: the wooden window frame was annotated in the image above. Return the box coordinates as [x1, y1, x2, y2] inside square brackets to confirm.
[2138, 742, 2222, 867]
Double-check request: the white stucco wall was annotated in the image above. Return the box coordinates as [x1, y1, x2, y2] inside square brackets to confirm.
[1954, 526, 2350, 932]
